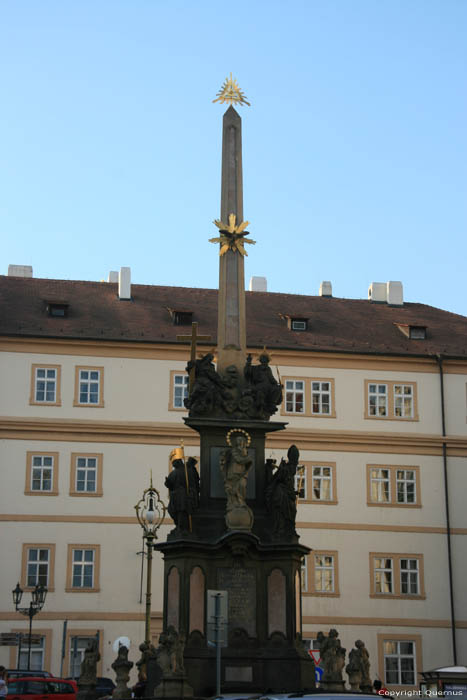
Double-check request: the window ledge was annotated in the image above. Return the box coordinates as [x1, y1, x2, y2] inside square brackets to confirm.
[69, 492, 103, 497]
[65, 587, 100, 593]
[303, 591, 340, 598]
[367, 501, 421, 508]
[24, 490, 59, 496]
[298, 500, 338, 506]
[370, 593, 426, 600]
[73, 402, 105, 408]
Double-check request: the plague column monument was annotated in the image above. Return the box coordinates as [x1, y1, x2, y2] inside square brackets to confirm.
[156, 75, 314, 695]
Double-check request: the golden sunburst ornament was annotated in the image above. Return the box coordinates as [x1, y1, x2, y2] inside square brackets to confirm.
[213, 73, 251, 107]
[209, 213, 256, 256]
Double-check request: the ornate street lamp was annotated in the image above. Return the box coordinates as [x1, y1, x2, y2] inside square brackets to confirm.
[12, 582, 47, 670]
[134, 473, 166, 643]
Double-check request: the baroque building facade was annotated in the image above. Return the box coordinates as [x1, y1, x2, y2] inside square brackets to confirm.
[0, 268, 466, 689]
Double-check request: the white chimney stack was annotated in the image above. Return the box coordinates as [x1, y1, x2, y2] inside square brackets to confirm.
[249, 276, 267, 292]
[387, 281, 403, 306]
[108, 271, 118, 283]
[319, 281, 332, 297]
[118, 267, 131, 300]
[8, 265, 33, 278]
[368, 282, 387, 303]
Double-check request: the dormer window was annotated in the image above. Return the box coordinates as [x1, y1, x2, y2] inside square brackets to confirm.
[168, 308, 193, 326]
[279, 314, 309, 331]
[46, 301, 69, 318]
[395, 323, 427, 340]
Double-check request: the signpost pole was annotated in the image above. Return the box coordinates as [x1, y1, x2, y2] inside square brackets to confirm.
[17, 634, 22, 670]
[215, 593, 222, 697]
[60, 621, 68, 678]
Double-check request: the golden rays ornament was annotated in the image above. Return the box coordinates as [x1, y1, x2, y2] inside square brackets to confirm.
[209, 213, 256, 256]
[213, 73, 251, 107]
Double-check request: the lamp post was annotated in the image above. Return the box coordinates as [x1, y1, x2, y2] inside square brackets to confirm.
[12, 582, 47, 670]
[134, 473, 166, 643]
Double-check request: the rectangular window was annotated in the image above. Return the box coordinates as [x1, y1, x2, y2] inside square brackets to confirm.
[367, 465, 420, 507]
[365, 380, 418, 420]
[394, 384, 413, 418]
[67, 545, 100, 592]
[25, 452, 59, 496]
[30, 365, 61, 405]
[70, 453, 103, 497]
[368, 383, 388, 417]
[31, 455, 54, 492]
[311, 381, 331, 415]
[303, 551, 339, 596]
[400, 558, 420, 595]
[370, 468, 391, 503]
[314, 553, 335, 593]
[173, 374, 189, 408]
[371, 553, 424, 598]
[396, 469, 416, 504]
[285, 380, 305, 413]
[374, 557, 393, 594]
[18, 636, 45, 671]
[383, 640, 416, 686]
[300, 557, 308, 593]
[74, 367, 104, 407]
[69, 636, 92, 678]
[26, 548, 50, 587]
[312, 465, 333, 501]
[21, 545, 55, 591]
[294, 465, 307, 500]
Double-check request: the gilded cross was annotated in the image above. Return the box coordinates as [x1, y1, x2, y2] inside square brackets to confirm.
[177, 322, 212, 393]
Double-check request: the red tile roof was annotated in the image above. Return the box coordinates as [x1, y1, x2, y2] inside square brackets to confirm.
[1, 275, 466, 358]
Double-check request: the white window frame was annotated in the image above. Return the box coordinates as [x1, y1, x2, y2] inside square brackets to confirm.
[34, 367, 57, 403]
[374, 557, 394, 594]
[72, 549, 95, 589]
[394, 384, 414, 418]
[396, 469, 416, 504]
[383, 639, 417, 686]
[285, 379, 305, 413]
[26, 547, 50, 587]
[370, 467, 391, 503]
[300, 557, 308, 593]
[311, 381, 331, 415]
[314, 553, 335, 593]
[78, 369, 101, 405]
[18, 636, 45, 671]
[312, 465, 333, 501]
[400, 558, 420, 596]
[294, 465, 307, 500]
[75, 456, 97, 493]
[173, 373, 189, 409]
[31, 455, 54, 492]
[368, 383, 388, 417]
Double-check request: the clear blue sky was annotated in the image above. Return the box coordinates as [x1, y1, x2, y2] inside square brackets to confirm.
[1, 0, 466, 315]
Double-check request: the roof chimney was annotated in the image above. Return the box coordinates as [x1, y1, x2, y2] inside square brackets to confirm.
[118, 267, 131, 300]
[249, 276, 267, 292]
[8, 265, 33, 278]
[387, 281, 403, 306]
[368, 282, 387, 303]
[319, 281, 332, 297]
[108, 271, 118, 283]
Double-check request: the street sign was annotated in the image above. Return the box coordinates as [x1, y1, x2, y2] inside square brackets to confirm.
[309, 649, 321, 665]
[0, 633, 42, 646]
[206, 590, 228, 648]
[315, 666, 324, 682]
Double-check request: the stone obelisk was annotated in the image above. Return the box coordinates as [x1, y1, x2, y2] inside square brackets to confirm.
[216, 106, 247, 374]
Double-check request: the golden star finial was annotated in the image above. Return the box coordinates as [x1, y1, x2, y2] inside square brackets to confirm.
[213, 73, 251, 107]
[209, 214, 255, 256]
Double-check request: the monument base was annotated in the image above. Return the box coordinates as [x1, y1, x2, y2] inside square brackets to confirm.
[320, 680, 347, 692]
[154, 677, 194, 699]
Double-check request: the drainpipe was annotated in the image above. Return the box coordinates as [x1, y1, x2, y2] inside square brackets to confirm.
[436, 354, 458, 665]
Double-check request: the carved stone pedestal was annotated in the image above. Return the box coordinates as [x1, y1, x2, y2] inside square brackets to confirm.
[76, 684, 97, 700]
[154, 677, 194, 699]
[320, 680, 347, 692]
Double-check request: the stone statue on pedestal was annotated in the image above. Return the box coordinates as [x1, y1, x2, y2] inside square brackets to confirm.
[220, 430, 253, 531]
[154, 626, 193, 699]
[165, 456, 200, 535]
[318, 628, 346, 691]
[346, 639, 372, 692]
[77, 638, 100, 700]
[111, 645, 133, 700]
[244, 352, 282, 418]
[184, 353, 227, 415]
[265, 445, 299, 540]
